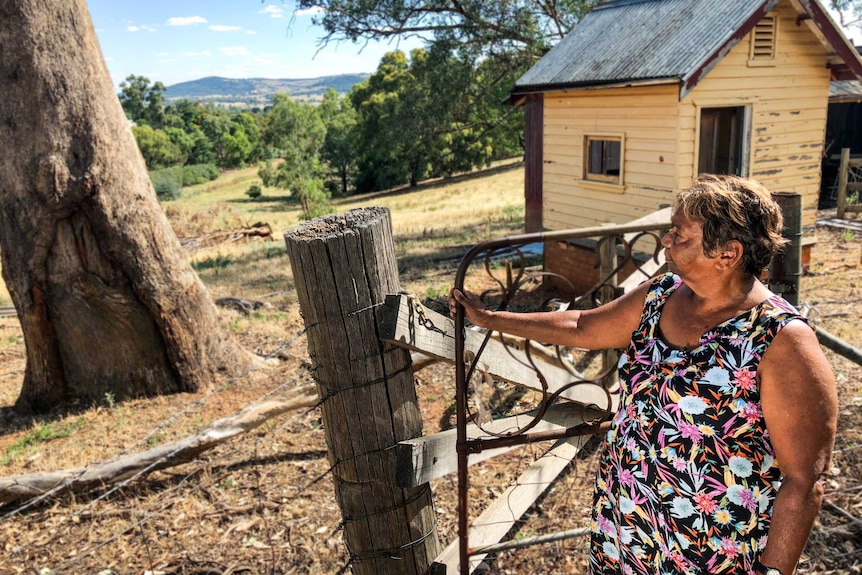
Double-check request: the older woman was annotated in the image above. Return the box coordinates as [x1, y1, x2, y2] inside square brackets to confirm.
[450, 175, 837, 575]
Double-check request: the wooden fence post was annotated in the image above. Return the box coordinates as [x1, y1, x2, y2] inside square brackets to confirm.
[838, 147, 850, 219]
[284, 207, 440, 575]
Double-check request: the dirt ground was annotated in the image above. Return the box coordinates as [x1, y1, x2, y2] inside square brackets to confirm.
[0, 216, 860, 574]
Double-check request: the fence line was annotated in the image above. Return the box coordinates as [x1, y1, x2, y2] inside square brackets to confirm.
[2, 298, 860, 573]
[1, 298, 434, 573]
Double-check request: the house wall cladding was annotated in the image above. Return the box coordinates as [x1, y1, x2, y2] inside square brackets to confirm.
[542, 83, 680, 231]
[541, 0, 831, 287]
[677, 0, 831, 228]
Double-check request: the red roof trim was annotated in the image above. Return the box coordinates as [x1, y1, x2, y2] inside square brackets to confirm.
[800, 0, 862, 80]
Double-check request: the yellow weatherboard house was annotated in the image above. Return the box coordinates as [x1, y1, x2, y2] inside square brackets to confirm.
[509, 0, 862, 240]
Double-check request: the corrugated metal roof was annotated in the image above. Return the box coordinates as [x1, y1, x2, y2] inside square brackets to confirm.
[514, 0, 770, 92]
[830, 80, 862, 102]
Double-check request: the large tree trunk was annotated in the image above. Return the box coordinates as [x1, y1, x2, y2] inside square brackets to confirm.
[0, 0, 258, 413]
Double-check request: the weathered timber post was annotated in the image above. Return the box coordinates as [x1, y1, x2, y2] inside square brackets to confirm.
[769, 192, 802, 307]
[284, 207, 440, 575]
[837, 147, 850, 219]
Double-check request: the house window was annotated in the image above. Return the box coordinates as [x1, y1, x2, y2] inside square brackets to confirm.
[584, 135, 622, 184]
[698, 107, 749, 176]
[749, 14, 777, 62]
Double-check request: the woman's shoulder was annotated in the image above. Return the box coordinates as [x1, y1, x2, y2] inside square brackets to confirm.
[644, 272, 682, 302]
[761, 294, 807, 318]
[757, 294, 812, 332]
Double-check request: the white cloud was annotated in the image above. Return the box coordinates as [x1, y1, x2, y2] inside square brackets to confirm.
[210, 25, 242, 32]
[166, 16, 207, 26]
[260, 6, 283, 18]
[155, 51, 170, 57]
[294, 7, 325, 16]
[221, 46, 251, 56]
[183, 50, 212, 57]
[247, 30, 258, 35]
[127, 24, 156, 33]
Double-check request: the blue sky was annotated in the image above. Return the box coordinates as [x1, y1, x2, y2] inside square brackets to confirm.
[87, 0, 425, 90]
[86, 1, 856, 91]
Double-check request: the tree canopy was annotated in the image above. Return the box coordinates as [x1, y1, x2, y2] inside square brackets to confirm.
[287, 0, 597, 191]
[295, 0, 596, 54]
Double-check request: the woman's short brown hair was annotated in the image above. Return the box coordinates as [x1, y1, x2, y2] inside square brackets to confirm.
[674, 174, 788, 276]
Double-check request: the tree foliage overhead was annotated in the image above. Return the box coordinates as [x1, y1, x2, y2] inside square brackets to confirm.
[830, 0, 862, 29]
[296, 0, 595, 54]
[294, 0, 597, 101]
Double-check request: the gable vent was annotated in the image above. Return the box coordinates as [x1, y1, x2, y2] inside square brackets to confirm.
[751, 15, 777, 60]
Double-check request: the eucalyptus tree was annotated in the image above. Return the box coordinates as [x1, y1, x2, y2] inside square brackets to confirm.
[830, 0, 862, 28]
[261, 94, 332, 219]
[0, 0, 257, 412]
[320, 90, 359, 196]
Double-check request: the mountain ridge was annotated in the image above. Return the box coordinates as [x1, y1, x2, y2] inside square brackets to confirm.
[164, 74, 370, 107]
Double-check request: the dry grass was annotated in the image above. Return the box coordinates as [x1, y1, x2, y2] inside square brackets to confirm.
[0, 170, 860, 575]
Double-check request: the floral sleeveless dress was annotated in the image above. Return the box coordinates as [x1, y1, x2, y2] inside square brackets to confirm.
[589, 273, 807, 575]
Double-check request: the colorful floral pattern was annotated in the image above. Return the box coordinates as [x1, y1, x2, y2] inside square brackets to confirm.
[589, 273, 807, 575]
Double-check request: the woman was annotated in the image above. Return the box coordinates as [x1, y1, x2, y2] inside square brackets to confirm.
[450, 175, 837, 575]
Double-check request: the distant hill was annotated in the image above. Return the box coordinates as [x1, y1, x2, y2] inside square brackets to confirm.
[164, 74, 370, 108]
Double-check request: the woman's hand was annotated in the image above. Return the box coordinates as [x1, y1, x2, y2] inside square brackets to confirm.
[449, 287, 491, 328]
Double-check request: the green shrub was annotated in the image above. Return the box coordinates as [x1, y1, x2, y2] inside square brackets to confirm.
[149, 167, 183, 200]
[182, 163, 220, 186]
[149, 163, 220, 201]
[153, 178, 182, 201]
[245, 184, 263, 200]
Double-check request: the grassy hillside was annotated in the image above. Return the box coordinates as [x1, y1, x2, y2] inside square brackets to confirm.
[164, 74, 371, 106]
[165, 160, 526, 304]
[0, 161, 525, 308]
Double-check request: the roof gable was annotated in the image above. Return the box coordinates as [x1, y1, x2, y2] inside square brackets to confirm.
[511, 0, 862, 100]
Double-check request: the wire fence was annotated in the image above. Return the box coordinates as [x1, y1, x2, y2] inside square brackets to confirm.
[0, 311, 860, 575]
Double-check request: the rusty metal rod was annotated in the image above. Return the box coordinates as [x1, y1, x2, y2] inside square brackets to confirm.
[465, 421, 611, 454]
[452, 220, 670, 575]
[816, 326, 862, 366]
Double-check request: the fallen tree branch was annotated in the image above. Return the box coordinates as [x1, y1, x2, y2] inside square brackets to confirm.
[0, 384, 318, 506]
[215, 297, 274, 314]
[180, 222, 274, 250]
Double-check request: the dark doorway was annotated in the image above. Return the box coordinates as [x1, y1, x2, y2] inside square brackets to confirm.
[699, 107, 747, 176]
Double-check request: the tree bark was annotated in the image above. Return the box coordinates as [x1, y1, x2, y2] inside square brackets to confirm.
[0, 0, 258, 412]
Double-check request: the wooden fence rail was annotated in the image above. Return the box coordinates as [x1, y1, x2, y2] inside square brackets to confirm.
[837, 147, 862, 218]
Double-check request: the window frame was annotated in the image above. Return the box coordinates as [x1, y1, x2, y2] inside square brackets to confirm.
[695, 104, 751, 177]
[583, 133, 624, 185]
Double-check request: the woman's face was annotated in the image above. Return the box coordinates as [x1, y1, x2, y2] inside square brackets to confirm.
[661, 210, 715, 279]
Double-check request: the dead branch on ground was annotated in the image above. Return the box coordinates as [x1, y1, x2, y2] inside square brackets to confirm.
[0, 383, 318, 507]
